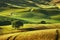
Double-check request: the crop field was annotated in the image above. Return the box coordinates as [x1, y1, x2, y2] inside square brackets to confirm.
[0, 24, 60, 40]
[0, 0, 60, 40]
[0, 4, 60, 40]
[0, 24, 60, 34]
[0, 7, 60, 40]
[0, 29, 60, 40]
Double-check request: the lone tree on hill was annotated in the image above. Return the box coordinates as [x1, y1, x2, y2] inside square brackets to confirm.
[12, 20, 23, 29]
[41, 21, 46, 24]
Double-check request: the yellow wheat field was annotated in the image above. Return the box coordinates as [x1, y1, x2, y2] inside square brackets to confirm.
[0, 24, 60, 34]
[24, 24, 60, 28]
[0, 29, 59, 40]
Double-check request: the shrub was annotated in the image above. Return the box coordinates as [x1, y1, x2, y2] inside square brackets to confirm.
[40, 21, 46, 24]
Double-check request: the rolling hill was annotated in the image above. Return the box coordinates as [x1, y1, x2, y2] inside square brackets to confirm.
[0, 0, 50, 7]
[0, 0, 60, 23]
[0, 0, 60, 8]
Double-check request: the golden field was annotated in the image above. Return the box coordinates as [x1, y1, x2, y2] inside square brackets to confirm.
[0, 29, 58, 40]
[0, 23, 60, 34]
[0, 24, 60, 40]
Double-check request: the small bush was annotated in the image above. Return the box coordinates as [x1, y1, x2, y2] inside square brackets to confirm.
[40, 21, 46, 24]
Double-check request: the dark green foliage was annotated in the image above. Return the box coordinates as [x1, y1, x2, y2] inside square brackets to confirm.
[0, 3, 8, 7]
[38, 21, 52, 24]
[0, 16, 21, 26]
[0, 21, 11, 26]
[0, 0, 52, 7]
[12, 20, 23, 29]
[34, 9, 60, 16]
[40, 21, 46, 24]
[0, 16, 12, 26]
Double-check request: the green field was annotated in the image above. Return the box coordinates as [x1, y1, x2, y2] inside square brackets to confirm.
[0, 7, 60, 24]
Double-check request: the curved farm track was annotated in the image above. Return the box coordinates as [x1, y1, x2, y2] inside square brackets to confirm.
[0, 29, 60, 40]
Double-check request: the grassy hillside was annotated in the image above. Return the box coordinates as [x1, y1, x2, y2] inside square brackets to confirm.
[0, 0, 60, 8]
[0, 0, 60, 24]
[0, 8, 60, 23]
[0, 23, 60, 35]
[0, 0, 50, 7]
[0, 0, 60, 40]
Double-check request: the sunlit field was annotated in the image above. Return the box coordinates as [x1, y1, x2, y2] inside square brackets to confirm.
[0, 0, 60, 40]
[0, 8, 30, 16]
[0, 8, 60, 23]
[0, 25, 20, 35]
[0, 24, 60, 35]
[0, 29, 59, 40]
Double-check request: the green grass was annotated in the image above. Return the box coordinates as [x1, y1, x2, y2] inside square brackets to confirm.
[0, 7, 60, 23]
[10, 11, 60, 23]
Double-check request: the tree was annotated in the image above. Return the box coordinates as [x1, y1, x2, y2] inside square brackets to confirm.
[12, 20, 23, 29]
[41, 21, 46, 24]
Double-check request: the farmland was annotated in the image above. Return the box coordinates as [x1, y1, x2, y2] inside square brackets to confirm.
[0, 7, 60, 40]
[0, 29, 60, 40]
[0, 0, 60, 40]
